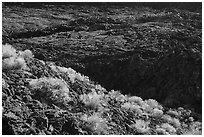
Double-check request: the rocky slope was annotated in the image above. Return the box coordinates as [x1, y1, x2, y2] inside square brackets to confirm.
[2, 44, 202, 135]
[2, 3, 202, 134]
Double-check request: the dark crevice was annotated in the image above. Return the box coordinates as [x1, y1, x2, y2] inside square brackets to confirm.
[8, 24, 76, 39]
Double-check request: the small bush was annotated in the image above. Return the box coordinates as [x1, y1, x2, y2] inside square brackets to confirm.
[132, 120, 150, 134]
[128, 96, 143, 105]
[2, 44, 17, 59]
[107, 90, 128, 103]
[81, 113, 108, 134]
[188, 117, 194, 122]
[183, 121, 202, 135]
[80, 92, 103, 110]
[171, 118, 181, 128]
[140, 101, 153, 113]
[145, 99, 162, 109]
[29, 77, 71, 104]
[108, 90, 121, 99]
[115, 94, 127, 102]
[121, 102, 143, 115]
[156, 127, 169, 135]
[2, 57, 26, 71]
[95, 84, 106, 92]
[49, 65, 90, 83]
[162, 114, 172, 123]
[19, 49, 34, 59]
[2, 44, 32, 71]
[152, 108, 163, 118]
[160, 123, 176, 134]
[166, 109, 179, 117]
[131, 105, 143, 115]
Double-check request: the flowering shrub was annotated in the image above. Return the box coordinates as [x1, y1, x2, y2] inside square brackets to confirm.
[166, 109, 179, 117]
[171, 118, 181, 128]
[2, 45, 201, 135]
[145, 99, 163, 110]
[19, 49, 34, 59]
[2, 56, 26, 71]
[162, 114, 173, 123]
[49, 65, 90, 83]
[160, 123, 176, 134]
[188, 117, 194, 122]
[161, 112, 181, 128]
[108, 90, 122, 99]
[132, 120, 150, 134]
[29, 77, 71, 103]
[94, 84, 106, 93]
[155, 127, 169, 135]
[128, 96, 143, 105]
[80, 92, 103, 110]
[140, 101, 153, 113]
[115, 94, 127, 102]
[152, 108, 163, 118]
[2, 44, 17, 59]
[183, 121, 202, 135]
[107, 90, 128, 103]
[2, 44, 33, 71]
[81, 113, 108, 134]
[121, 102, 143, 115]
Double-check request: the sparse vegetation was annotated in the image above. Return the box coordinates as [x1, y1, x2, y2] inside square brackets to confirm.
[2, 2, 202, 135]
[2, 44, 17, 59]
[29, 77, 71, 105]
[2, 45, 202, 135]
[2, 44, 33, 71]
[80, 91, 104, 110]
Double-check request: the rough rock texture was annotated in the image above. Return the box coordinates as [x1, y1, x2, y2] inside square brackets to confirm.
[2, 2, 202, 115]
[2, 49, 202, 135]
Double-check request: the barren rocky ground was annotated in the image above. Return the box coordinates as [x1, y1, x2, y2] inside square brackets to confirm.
[2, 3, 202, 135]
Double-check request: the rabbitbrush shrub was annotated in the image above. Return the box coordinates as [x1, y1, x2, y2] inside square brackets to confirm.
[80, 91, 104, 110]
[160, 123, 176, 134]
[49, 65, 90, 83]
[2, 56, 26, 71]
[81, 113, 109, 134]
[128, 96, 143, 105]
[19, 49, 34, 59]
[2, 44, 33, 71]
[2, 44, 17, 59]
[29, 77, 71, 104]
[132, 119, 150, 134]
